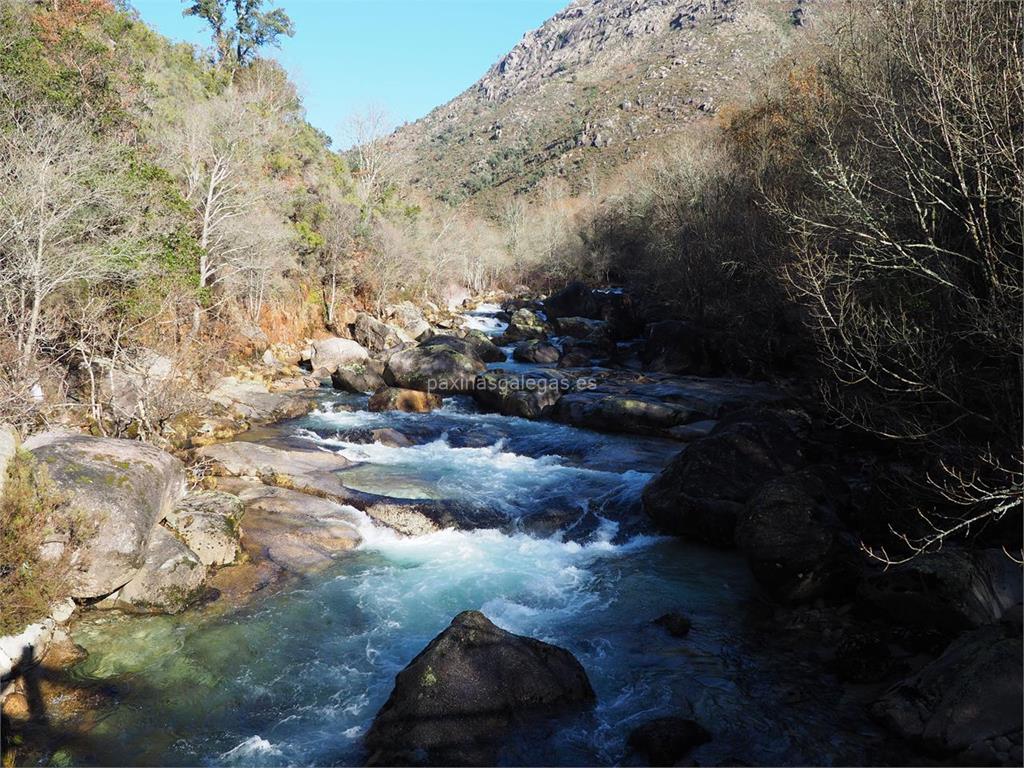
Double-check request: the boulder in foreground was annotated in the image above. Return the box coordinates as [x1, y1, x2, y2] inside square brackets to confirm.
[365, 610, 594, 765]
[24, 432, 186, 599]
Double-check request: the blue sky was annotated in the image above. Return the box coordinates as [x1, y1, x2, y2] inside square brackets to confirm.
[130, 0, 564, 147]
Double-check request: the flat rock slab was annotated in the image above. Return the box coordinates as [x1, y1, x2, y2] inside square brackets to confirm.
[196, 442, 353, 479]
[235, 484, 362, 573]
[205, 378, 316, 423]
[165, 491, 244, 567]
[24, 431, 186, 599]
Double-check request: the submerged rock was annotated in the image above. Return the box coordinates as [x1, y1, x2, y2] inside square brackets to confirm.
[365, 610, 594, 765]
[24, 432, 186, 599]
[368, 386, 443, 413]
[654, 612, 692, 638]
[627, 716, 711, 766]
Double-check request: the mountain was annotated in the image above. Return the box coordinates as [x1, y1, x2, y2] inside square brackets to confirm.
[391, 0, 811, 207]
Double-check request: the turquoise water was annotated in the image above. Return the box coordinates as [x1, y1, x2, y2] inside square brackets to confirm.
[46, 308, 886, 765]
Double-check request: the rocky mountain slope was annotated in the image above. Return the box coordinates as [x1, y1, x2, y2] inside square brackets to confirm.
[392, 0, 811, 206]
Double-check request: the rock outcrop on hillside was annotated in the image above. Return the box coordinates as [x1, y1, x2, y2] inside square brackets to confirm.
[391, 0, 812, 203]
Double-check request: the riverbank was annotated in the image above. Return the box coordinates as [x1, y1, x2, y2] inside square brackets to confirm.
[2, 291, 1020, 767]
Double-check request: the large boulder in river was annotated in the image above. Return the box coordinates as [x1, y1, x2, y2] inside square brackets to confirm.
[331, 362, 385, 394]
[196, 441, 352, 480]
[735, 467, 855, 602]
[871, 622, 1023, 761]
[384, 346, 485, 394]
[501, 308, 550, 341]
[512, 339, 560, 364]
[641, 411, 804, 546]
[365, 610, 595, 766]
[24, 432, 186, 599]
[100, 526, 207, 613]
[308, 337, 369, 375]
[353, 312, 411, 353]
[473, 371, 572, 419]
[423, 333, 504, 363]
[369, 386, 442, 413]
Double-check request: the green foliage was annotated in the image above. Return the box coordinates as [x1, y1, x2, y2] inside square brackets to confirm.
[0, 452, 77, 635]
[184, 0, 295, 66]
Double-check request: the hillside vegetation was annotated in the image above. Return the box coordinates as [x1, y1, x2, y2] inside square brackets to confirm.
[0, 0, 1020, 564]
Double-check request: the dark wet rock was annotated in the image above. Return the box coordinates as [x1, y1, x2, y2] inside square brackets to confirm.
[331, 363, 385, 394]
[424, 332, 504, 363]
[555, 373, 789, 438]
[472, 370, 573, 419]
[736, 467, 855, 602]
[553, 316, 609, 339]
[384, 346, 485, 394]
[512, 339, 560, 364]
[369, 386, 443, 413]
[99, 526, 207, 614]
[515, 506, 604, 543]
[557, 348, 596, 368]
[857, 549, 1023, 636]
[24, 431, 187, 599]
[641, 410, 804, 546]
[353, 312, 411, 353]
[871, 622, 1023, 758]
[641, 319, 720, 375]
[543, 283, 640, 339]
[365, 610, 594, 766]
[654, 612, 692, 637]
[627, 716, 711, 766]
[833, 630, 899, 684]
[501, 308, 551, 341]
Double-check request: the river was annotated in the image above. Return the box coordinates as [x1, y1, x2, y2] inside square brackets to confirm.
[46, 305, 885, 767]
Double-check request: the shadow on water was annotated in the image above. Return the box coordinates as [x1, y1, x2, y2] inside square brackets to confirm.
[2, 643, 164, 767]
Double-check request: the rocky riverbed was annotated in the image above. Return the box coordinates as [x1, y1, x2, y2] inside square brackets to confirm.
[2, 290, 1020, 767]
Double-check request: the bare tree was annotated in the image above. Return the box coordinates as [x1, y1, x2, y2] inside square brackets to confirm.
[775, 0, 1023, 558]
[0, 96, 120, 374]
[344, 105, 399, 214]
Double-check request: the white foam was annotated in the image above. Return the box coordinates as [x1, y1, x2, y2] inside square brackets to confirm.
[219, 735, 283, 764]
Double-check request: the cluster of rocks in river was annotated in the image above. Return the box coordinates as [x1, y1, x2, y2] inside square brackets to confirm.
[2, 285, 1020, 766]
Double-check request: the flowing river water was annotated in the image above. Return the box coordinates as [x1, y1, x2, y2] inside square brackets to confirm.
[45, 305, 888, 767]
